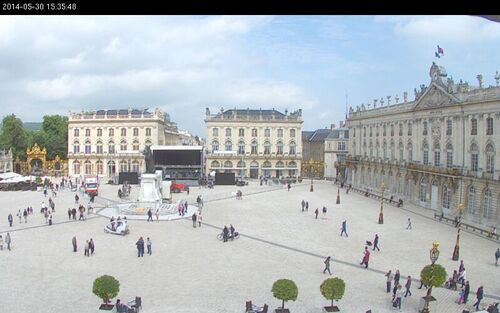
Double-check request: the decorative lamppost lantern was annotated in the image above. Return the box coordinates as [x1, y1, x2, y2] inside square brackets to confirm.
[452, 203, 465, 261]
[422, 241, 440, 313]
[378, 181, 385, 224]
[430, 241, 440, 264]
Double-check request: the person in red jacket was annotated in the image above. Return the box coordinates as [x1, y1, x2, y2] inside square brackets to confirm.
[360, 246, 370, 268]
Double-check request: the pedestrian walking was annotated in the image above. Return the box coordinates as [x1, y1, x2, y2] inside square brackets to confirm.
[385, 270, 393, 293]
[394, 284, 403, 310]
[301, 200, 305, 212]
[287, 183, 291, 191]
[17, 209, 22, 223]
[23, 209, 28, 223]
[496, 248, 500, 266]
[404, 276, 412, 297]
[373, 234, 380, 251]
[314, 208, 319, 219]
[75, 194, 79, 204]
[197, 211, 202, 227]
[186, 185, 190, 195]
[473, 286, 484, 310]
[323, 256, 332, 275]
[146, 237, 152, 255]
[8, 213, 13, 227]
[463, 281, 470, 304]
[394, 269, 400, 286]
[192, 212, 197, 228]
[322, 206, 327, 217]
[340, 220, 348, 237]
[5, 233, 11, 250]
[48, 214, 52, 225]
[72, 236, 77, 252]
[89, 238, 95, 255]
[222, 225, 229, 242]
[136, 237, 144, 257]
[155, 209, 160, 221]
[305, 201, 309, 211]
[360, 246, 370, 268]
[406, 218, 412, 230]
[459, 268, 467, 287]
[147, 209, 153, 222]
[84, 240, 90, 257]
[458, 259, 465, 274]
[67, 208, 71, 220]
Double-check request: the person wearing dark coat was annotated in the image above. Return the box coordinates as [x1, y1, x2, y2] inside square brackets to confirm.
[72, 236, 77, 252]
[373, 234, 380, 251]
[473, 286, 484, 310]
[323, 256, 332, 275]
[463, 281, 470, 304]
[136, 237, 144, 257]
[192, 213, 197, 228]
[222, 226, 229, 242]
[7, 213, 13, 227]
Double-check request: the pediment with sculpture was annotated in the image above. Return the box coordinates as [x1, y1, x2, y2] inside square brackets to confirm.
[412, 83, 460, 111]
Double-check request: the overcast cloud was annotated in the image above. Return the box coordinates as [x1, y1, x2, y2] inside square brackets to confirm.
[0, 15, 499, 136]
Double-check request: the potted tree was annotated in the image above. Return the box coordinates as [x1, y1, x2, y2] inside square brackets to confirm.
[320, 277, 345, 312]
[419, 264, 447, 312]
[271, 279, 298, 313]
[92, 275, 120, 310]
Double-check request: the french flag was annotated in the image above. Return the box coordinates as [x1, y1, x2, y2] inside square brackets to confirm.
[437, 45, 444, 55]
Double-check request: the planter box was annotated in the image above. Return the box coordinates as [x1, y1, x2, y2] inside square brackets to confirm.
[418, 295, 436, 312]
[98, 304, 114, 311]
[323, 305, 340, 312]
[275, 309, 290, 313]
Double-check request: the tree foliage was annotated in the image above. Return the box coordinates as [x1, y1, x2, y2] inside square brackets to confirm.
[320, 277, 345, 307]
[37, 115, 68, 159]
[0, 114, 29, 158]
[420, 264, 447, 288]
[92, 275, 120, 304]
[272, 279, 298, 309]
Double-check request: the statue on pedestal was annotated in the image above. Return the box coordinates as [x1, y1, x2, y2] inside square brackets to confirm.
[143, 145, 155, 174]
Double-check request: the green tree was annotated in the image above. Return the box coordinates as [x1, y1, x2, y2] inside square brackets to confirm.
[92, 275, 120, 304]
[272, 279, 298, 310]
[320, 277, 345, 309]
[40, 115, 68, 159]
[420, 264, 447, 288]
[0, 114, 29, 159]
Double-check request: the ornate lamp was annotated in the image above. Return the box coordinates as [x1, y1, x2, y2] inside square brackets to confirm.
[422, 241, 440, 313]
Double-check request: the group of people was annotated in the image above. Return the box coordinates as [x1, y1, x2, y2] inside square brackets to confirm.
[71, 236, 95, 256]
[221, 224, 237, 242]
[177, 200, 189, 216]
[110, 216, 127, 231]
[191, 211, 202, 228]
[135, 237, 152, 257]
[0, 233, 12, 251]
[385, 269, 412, 310]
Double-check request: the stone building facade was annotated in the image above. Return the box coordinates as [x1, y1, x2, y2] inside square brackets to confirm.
[204, 108, 303, 179]
[324, 127, 349, 180]
[346, 63, 500, 227]
[67, 108, 177, 178]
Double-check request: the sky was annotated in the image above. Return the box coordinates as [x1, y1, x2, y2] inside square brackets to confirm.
[0, 15, 499, 137]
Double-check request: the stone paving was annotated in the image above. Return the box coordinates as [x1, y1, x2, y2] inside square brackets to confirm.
[0, 179, 499, 313]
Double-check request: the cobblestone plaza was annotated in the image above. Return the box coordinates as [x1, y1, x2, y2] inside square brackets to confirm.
[1, 180, 499, 313]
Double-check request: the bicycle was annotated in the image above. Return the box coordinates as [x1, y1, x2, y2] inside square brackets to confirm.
[217, 231, 240, 241]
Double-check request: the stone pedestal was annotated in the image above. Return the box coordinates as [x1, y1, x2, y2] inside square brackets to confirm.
[138, 173, 161, 204]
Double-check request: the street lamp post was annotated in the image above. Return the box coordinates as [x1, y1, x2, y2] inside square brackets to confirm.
[308, 159, 314, 192]
[422, 241, 440, 313]
[452, 203, 465, 261]
[336, 185, 340, 204]
[378, 181, 385, 224]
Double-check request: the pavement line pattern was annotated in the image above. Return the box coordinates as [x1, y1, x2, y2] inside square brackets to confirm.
[201, 221, 500, 301]
[0, 215, 102, 234]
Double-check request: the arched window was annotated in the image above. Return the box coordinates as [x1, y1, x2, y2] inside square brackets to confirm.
[276, 161, 284, 168]
[251, 140, 258, 154]
[225, 128, 231, 137]
[289, 141, 296, 155]
[407, 142, 413, 162]
[84, 160, 92, 175]
[446, 143, 453, 168]
[120, 140, 127, 151]
[131, 160, 140, 173]
[471, 143, 479, 172]
[225, 140, 232, 151]
[211, 140, 219, 152]
[467, 186, 476, 214]
[486, 144, 495, 174]
[238, 140, 245, 155]
[108, 141, 115, 154]
[434, 143, 440, 167]
[423, 142, 429, 165]
[96, 141, 103, 154]
[483, 189, 492, 219]
[119, 160, 128, 173]
[288, 161, 297, 168]
[224, 161, 233, 168]
[132, 140, 140, 151]
[73, 140, 80, 154]
[419, 177, 427, 203]
[73, 161, 80, 175]
[107, 160, 116, 175]
[85, 140, 91, 154]
[96, 160, 103, 175]
[442, 185, 451, 210]
[210, 160, 220, 168]
[264, 141, 271, 155]
[471, 118, 477, 135]
[237, 161, 246, 168]
[276, 141, 283, 155]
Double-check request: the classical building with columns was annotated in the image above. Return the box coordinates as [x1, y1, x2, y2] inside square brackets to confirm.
[204, 108, 303, 179]
[346, 63, 500, 227]
[67, 108, 178, 178]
